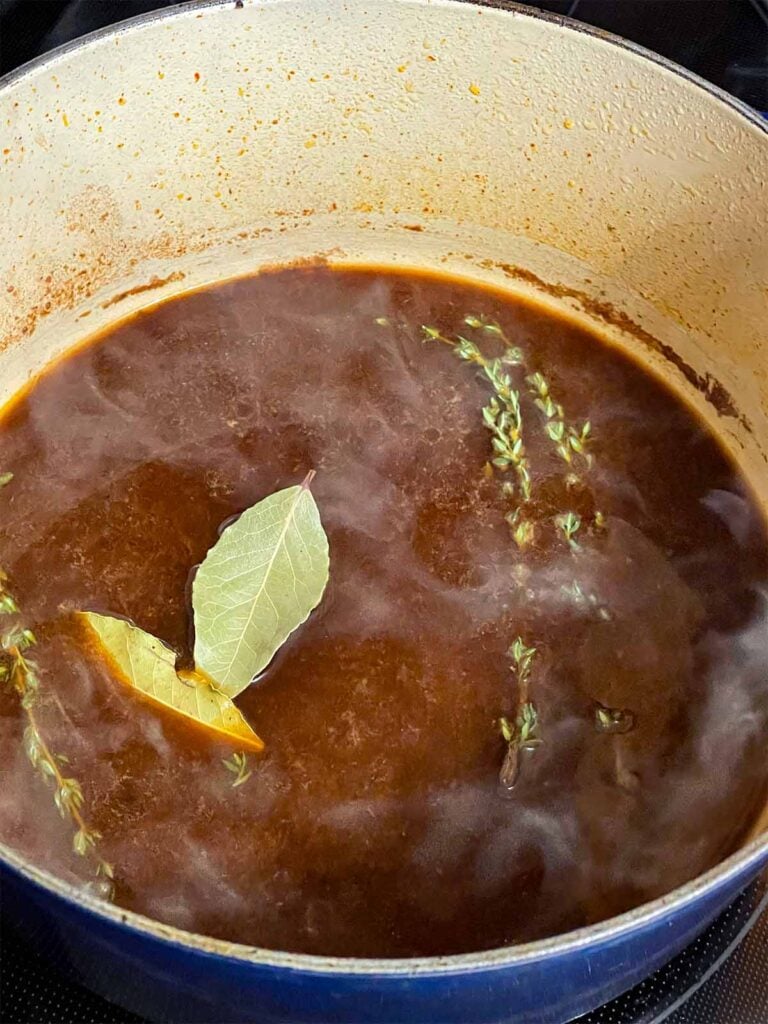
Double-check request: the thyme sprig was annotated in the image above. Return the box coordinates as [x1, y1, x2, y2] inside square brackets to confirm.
[482, 390, 531, 499]
[223, 751, 252, 787]
[382, 313, 615, 788]
[526, 371, 592, 469]
[422, 324, 532, 542]
[460, 318, 592, 470]
[0, 569, 19, 615]
[0, 565, 113, 892]
[555, 511, 581, 551]
[498, 638, 542, 790]
[462, 319, 603, 549]
[510, 635, 536, 691]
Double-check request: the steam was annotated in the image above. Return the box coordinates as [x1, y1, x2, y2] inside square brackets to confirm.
[0, 267, 766, 956]
[703, 488, 756, 547]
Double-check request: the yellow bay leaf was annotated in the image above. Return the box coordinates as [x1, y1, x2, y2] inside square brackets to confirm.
[78, 612, 264, 753]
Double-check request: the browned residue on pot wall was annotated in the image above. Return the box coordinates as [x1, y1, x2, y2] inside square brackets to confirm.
[101, 271, 186, 309]
[488, 262, 751, 433]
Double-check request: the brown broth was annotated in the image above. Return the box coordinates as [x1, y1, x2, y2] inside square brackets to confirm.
[0, 265, 767, 957]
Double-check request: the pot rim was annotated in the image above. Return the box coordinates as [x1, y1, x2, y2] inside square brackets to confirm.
[1, 0, 766, 979]
[2, 0, 767, 133]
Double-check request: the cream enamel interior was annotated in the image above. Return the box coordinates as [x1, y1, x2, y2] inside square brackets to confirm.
[1, 0, 767, 868]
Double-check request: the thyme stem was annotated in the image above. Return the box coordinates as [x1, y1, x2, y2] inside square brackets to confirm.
[422, 323, 532, 543]
[0, 525, 113, 891]
[498, 638, 541, 791]
[23, 696, 92, 848]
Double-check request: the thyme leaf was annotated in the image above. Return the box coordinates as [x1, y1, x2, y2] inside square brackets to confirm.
[223, 751, 252, 787]
[595, 705, 635, 735]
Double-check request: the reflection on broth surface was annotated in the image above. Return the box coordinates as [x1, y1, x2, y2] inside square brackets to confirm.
[0, 266, 767, 957]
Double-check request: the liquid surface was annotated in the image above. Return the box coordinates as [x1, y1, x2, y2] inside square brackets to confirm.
[1, 266, 767, 957]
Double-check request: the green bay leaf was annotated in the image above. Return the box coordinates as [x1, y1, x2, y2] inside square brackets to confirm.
[78, 612, 264, 752]
[192, 477, 329, 696]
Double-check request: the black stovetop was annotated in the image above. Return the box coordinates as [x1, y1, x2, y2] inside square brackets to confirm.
[0, 2, 766, 1023]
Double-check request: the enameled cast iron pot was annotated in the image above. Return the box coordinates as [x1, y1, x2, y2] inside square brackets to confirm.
[1, 2, 767, 1021]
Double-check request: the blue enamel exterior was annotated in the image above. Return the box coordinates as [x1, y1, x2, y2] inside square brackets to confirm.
[3, 848, 768, 1023]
